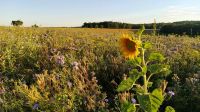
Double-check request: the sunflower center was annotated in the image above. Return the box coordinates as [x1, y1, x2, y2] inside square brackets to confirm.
[127, 40, 136, 51]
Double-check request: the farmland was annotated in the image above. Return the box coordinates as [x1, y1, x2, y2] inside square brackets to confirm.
[0, 27, 200, 111]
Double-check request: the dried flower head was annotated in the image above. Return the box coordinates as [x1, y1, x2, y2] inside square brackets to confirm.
[55, 55, 65, 66]
[71, 61, 79, 70]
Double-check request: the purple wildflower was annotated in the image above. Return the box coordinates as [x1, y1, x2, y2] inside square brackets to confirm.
[32, 102, 39, 110]
[168, 91, 175, 96]
[131, 98, 136, 104]
[104, 99, 109, 103]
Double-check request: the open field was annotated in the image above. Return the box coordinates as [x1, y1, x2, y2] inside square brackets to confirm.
[0, 27, 200, 111]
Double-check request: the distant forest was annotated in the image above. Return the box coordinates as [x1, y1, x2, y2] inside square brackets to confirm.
[159, 21, 200, 36]
[82, 21, 200, 36]
[82, 21, 165, 29]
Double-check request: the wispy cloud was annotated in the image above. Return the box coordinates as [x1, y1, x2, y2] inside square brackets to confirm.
[158, 5, 200, 22]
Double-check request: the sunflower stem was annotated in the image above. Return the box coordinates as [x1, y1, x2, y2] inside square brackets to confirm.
[143, 75, 148, 94]
[141, 48, 145, 66]
[141, 48, 148, 94]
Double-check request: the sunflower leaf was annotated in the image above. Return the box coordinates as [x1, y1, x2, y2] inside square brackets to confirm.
[121, 102, 136, 112]
[148, 53, 165, 62]
[142, 66, 148, 75]
[117, 78, 134, 92]
[135, 57, 142, 65]
[127, 57, 142, 67]
[148, 82, 153, 88]
[143, 42, 152, 49]
[150, 88, 164, 111]
[137, 94, 151, 111]
[165, 106, 175, 112]
[135, 85, 145, 94]
[148, 64, 170, 75]
[129, 69, 142, 83]
[137, 88, 164, 112]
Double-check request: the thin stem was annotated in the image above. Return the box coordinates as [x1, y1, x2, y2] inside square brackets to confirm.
[141, 48, 148, 94]
[137, 64, 143, 71]
[147, 73, 154, 83]
[141, 48, 145, 67]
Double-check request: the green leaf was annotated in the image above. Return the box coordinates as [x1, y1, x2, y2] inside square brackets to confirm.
[135, 85, 145, 94]
[137, 94, 151, 112]
[135, 57, 142, 65]
[127, 57, 142, 67]
[143, 42, 152, 49]
[148, 64, 170, 75]
[121, 102, 136, 112]
[117, 78, 134, 92]
[148, 53, 165, 62]
[161, 69, 172, 77]
[151, 89, 164, 110]
[117, 69, 143, 92]
[137, 88, 164, 112]
[127, 104, 136, 112]
[129, 69, 142, 83]
[165, 106, 175, 112]
[148, 82, 153, 88]
[142, 66, 147, 75]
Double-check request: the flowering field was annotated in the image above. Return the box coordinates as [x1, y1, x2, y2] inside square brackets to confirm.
[0, 27, 200, 112]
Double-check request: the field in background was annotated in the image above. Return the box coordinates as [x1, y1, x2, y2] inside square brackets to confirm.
[0, 27, 200, 111]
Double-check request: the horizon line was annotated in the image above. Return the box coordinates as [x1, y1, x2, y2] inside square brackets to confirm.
[1, 20, 200, 27]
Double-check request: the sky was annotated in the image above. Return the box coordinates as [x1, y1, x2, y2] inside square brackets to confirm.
[0, 0, 200, 27]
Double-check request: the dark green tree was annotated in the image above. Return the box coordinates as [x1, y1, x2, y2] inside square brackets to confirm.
[11, 20, 23, 26]
[31, 24, 39, 28]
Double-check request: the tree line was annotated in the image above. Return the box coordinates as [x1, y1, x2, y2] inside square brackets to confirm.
[159, 21, 200, 36]
[82, 21, 166, 29]
[82, 21, 200, 36]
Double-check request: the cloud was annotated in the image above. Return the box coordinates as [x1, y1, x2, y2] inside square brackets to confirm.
[158, 5, 200, 22]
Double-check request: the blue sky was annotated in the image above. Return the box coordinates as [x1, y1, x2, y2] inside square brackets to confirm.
[0, 0, 200, 27]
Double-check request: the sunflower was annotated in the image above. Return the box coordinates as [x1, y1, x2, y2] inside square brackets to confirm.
[119, 34, 141, 59]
